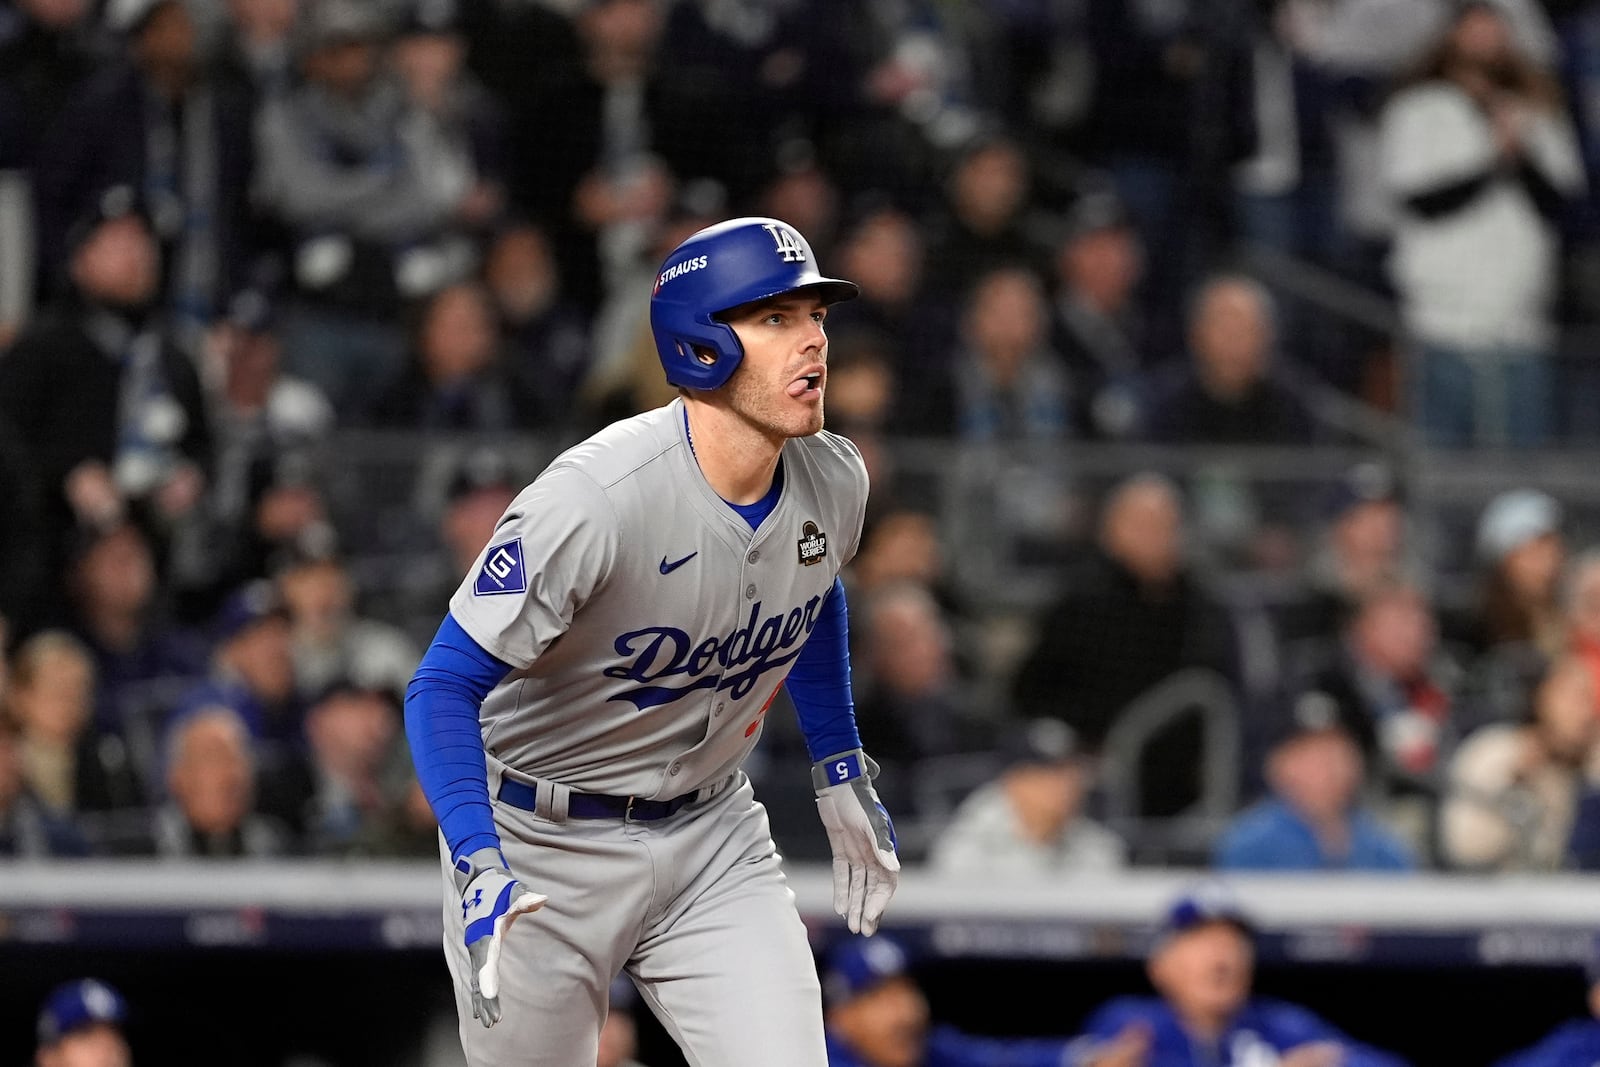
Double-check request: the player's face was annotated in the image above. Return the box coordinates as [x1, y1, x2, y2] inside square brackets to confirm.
[718, 293, 830, 439]
[37, 1023, 132, 1067]
[1149, 921, 1254, 1025]
[830, 977, 929, 1067]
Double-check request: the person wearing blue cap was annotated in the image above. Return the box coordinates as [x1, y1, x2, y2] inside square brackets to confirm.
[1493, 962, 1600, 1066]
[822, 934, 1074, 1067]
[34, 978, 131, 1067]
[1072, 887, 1408, 1067]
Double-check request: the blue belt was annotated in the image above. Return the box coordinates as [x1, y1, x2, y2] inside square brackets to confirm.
[496, 778, 698, 821]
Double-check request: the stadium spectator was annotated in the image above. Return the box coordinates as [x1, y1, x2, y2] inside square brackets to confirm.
[920, 135, 1053, 305]
[185, 288, 334, 617]
[916, 267, 1073, 441]
[32, 0, 257, 345]
[826, 205, 929, 386]
[0, 714, 90, 858]
[1231, 0, 1343, 273]
[391, 0, 508, 242]
[1442, 656, 1599, 871]
[173, 581, 299, 747]
[274, 540, 419, 700]
[1276, 463, 1411, 661]
[849, 509, 975, 641]
[930, 718, 1126, 876]
[1011, 474, 1234, 817]
[65, 520, 206, 735]
[0, 0, 98, 189]
[855, 583, 991, 777]
[6, 631, 143, 819]
[34, 978, 132, 1067]
[1049, 190, 1145, 441]
[1073, 887, 1409, 1067]
[1564, 549, 1600, 714]
[1143, 275, 1319, 446]
[531, 0, 677, 317]
[821, 934, 1075, 1067]
[1214, 693, 1415, 872]
[298, 681, 403, 855]
[757, 150, 844, 267]
[1292, 580, 1457, 854]
[1463, 489, 1568, 661]
[377, 446, 521, 647]
[1492, 963, 1600, 1067]
[253, 0, 475, 412]
[0, 0, 100, 340]
[1379, 0, 1585, 449]
[369, 280, 521, 431]
[1078, 0, 1257, 354]
[0, 185, 212, 612]
[485, 221, 593, 431]
[815, 332, 898, 497]
[147, 703, 290, 857]
[211, 0, 300, 104]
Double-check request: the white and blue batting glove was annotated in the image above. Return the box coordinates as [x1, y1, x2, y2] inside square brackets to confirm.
[452, 847, 547, 1028]
[813, 749, 900, 936]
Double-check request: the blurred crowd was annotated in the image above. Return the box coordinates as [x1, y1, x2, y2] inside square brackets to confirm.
[10, 0, 1600, 879]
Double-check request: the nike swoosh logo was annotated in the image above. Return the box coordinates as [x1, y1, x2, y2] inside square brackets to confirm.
[659, 552, 698, 575]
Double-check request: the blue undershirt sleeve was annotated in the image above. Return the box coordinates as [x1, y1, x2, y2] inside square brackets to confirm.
[404, 612, 513, 862]
[785, 576, 863, 763]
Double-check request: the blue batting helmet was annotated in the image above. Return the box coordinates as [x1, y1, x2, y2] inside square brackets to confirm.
[649, 217, 859, 390]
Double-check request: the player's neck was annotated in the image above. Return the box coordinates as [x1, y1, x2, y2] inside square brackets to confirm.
[682, 400, 783, 505]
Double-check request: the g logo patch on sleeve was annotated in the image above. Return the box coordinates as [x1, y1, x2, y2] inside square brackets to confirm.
[474, 538, 527, 596]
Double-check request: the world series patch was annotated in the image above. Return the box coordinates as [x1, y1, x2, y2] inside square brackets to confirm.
[474, 538, 527, 596]
[797, 521, 827, 566]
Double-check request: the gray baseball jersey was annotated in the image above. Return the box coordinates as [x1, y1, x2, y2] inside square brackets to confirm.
[449, 396, 867, 797]
[440, 396, 868, 1067]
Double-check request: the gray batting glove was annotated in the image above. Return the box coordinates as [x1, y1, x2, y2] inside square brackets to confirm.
[814, 749, 900, 936]
[453, 847, 547, 1027]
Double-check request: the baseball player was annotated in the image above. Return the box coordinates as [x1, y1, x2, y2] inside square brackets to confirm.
[404, 216, 901, 1067]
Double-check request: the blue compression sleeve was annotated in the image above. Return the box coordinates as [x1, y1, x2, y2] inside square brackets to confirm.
[404, 613, 513, 861]
[786, 577, 863, 762]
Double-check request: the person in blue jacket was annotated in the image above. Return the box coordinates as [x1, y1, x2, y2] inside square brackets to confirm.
[1072, 887, 1410, 1067]
[822, 934, 1074, 1067]
[1493, 965, 1600, 1066]
[1213, 694, 1415, 873]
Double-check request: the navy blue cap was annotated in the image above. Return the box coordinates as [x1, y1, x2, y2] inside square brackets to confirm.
[1321, 461, 1399, 522]
[448, 447, 517, 503]
[1156, 885, 1254, 949]
[209, 580, 287, 645]
[65, 183, 150, 258]
[1264, 690, 1360, 753]
[37, 979, 127, 1047]
[821, 935, 911, 1006]
[999, 718, 1080, 768]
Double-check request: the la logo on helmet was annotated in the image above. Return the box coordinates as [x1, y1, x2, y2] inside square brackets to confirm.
[763, 224, 807, 263]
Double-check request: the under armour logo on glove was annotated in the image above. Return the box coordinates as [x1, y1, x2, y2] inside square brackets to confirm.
[454, 849, 547, 1028]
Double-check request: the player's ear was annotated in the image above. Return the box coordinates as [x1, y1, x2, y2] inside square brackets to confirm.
[690, 344, 717, 367]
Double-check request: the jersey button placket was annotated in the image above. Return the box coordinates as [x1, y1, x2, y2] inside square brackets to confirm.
[744, 583, 756, 599]
[747, 549, 759, 564]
